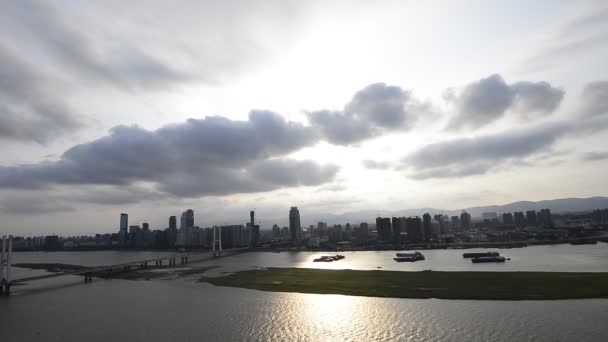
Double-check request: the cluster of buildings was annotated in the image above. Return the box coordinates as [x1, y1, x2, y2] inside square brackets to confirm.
[118, 209, 260, 249]
[7, 207, 608, 251]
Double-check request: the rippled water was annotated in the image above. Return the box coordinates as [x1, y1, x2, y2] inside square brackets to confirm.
[1, 279, 607, 341]
[2, 244, 608, 341]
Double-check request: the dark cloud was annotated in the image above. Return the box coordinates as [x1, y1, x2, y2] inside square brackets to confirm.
[0, 45, 82, 142]
[308, 83, 427, 145]
[0, 196, 74, 215]
[510, 81, 564, 117]
[306, 110, 374, 145]
[1, 1, 202, 88]
[582, 151, 608, 162]
[579, 81, 608, 117]
[0, 111, 337, 197]
[405, 117, 608, 179]
[362, 160, 392, 170]
[446, 74, 563, 130]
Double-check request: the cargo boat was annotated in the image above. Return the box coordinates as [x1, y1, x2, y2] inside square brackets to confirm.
[394, 251, 425, 262]
[462, 252, 499, 258]
[471, 256, 507, 263]
[313, 255, 345, 262]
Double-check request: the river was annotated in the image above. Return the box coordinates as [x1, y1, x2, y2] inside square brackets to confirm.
[1, 244, 608, 341]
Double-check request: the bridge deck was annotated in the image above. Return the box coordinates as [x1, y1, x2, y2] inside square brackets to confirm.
[9, 248, 249, 285]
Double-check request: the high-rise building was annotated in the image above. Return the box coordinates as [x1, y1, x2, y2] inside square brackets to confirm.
[502, 213, 514, 225]
[460, 210, 472, 230]
[423, 213, 432, 241]
[166, 216, 178, 248]
[119, 213, 128, 246]
[391, 217, 405, 245]
[406, 216, 423, 243]
[289, 207, 301, 244]
[272, 224, 281, 240]
[538, 209, 552, 227]
[514, 211, 525, 226]
[178, 209, 195, 247]
[376, 217, 392, 242]
[451, 216, 460, 230]
[357, 222, 369, 240]
[526, 210, 537, 226]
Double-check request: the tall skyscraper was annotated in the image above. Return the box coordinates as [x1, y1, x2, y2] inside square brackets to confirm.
[538, 209, 552, 227]
[406, 216, 423, 243]
[502, 213, 514, 225]
[391, 217, 404, 245]
[423, 213, 432, 241]
[289, 207, 301, 244]
[460, 210, 472, 230]
[526, 210, 537, 226]
[167, 216, 178, 248]
[376, 217, 392, 242]
[178, 209, 195, 247]
[119, 213, 128, 246]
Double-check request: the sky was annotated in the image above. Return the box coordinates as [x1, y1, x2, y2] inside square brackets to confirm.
[1, 0, 608, 236]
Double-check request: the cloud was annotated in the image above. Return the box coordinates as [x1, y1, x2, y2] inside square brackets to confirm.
[0, 45, 82, 142]
[308, 83, 428, 145]
[405, 117, 608, 179]
[520, 6, 608, 73]
[446, 74, 564, 130]
[582, 151, 608, 162]
[0, 195, 74, 215]
[0, 111, 338, 197]
[579, 81, 608, 117]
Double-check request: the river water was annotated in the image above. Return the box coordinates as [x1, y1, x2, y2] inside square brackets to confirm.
[1, 244, 608, 341]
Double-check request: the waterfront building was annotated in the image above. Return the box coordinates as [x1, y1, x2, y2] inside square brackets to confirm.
[376, 217, 392, 242]
[289, 207, 301, 244]
[406, 216, 423, 243]
[503, 212, 514, 225]
[423, 213, 432, 241]
[460, 210, 472, 230]
[526, 210, 537, 226]
[357, 222, 369, 240]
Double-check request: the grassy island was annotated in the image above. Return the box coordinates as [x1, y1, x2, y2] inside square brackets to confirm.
[201, 268, 608, 300]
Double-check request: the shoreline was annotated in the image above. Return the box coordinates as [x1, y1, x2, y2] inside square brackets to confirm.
[201, 268, 608, 300]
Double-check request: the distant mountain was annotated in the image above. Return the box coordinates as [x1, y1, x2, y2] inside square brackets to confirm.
[297, 196, 608, 226]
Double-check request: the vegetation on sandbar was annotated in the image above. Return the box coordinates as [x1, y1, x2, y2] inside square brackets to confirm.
[201, 268, 608, 300]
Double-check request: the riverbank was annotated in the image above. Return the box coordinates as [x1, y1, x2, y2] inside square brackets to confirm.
[202, 268, 608, 300]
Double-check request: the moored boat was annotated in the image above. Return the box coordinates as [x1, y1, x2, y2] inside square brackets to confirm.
[394, 251, 425, 262]
[313, 255, 346, 262]
[471, 256, 507, 263]
[463, 251, 499, 258]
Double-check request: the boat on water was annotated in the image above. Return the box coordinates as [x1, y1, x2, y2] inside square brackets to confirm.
[570, 240, 597, 245]
[394, 251, 425, 262]
[471, 256, 508, 263]
[313, 254, 345, 262]
[462, 251, 499, 258]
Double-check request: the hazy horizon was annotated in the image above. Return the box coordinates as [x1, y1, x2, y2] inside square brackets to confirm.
[1, 0, 608, 235]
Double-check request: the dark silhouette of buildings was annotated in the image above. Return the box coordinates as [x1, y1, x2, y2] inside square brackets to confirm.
[502, 212, 514, 225]
[526, 210, 537, 226]
[376, 217, 392, 242]
[460, 210, 472, 230]
[289, 207, 301, 244]
[423, 213, 432, 241]
[406, 216, 423, 243]
[392, 217, 404, 245]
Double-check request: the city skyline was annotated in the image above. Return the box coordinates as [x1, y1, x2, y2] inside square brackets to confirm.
[2, 1, 608, 236]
